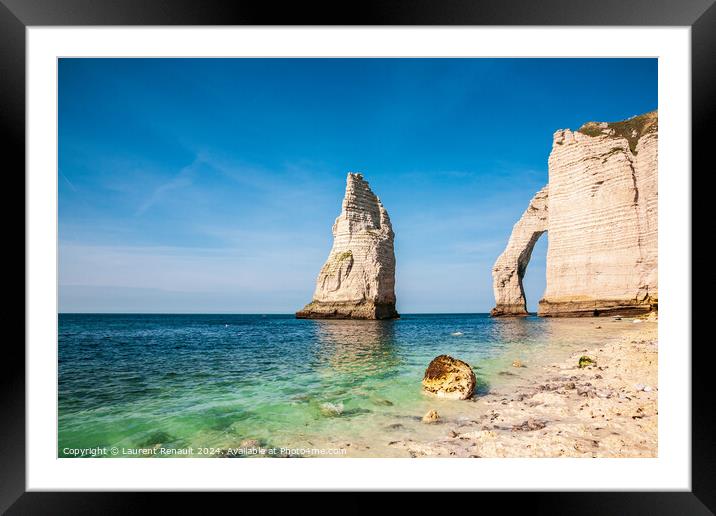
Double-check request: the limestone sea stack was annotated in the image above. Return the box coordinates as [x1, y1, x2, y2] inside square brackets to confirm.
[491, 110, 658, 317]
[296, 172, 399, 320]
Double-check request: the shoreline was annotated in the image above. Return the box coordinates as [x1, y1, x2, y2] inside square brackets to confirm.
[58, 315, 658, 458]
[385, 319, 658, 458]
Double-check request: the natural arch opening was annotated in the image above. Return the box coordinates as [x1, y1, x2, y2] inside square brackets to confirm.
[490, 185, 549, 317]
[520, 231, 548, 313]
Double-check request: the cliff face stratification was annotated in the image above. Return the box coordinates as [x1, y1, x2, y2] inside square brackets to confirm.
[492, 110, 658, 317]
[296, 173, 398, 320]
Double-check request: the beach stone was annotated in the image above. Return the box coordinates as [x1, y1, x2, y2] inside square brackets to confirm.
[578, 356, 596, 368]
[422, 409, 440, 424]
[512, 359, 523, 368]
[512, 419, 547, 432]
[422, 355, 476, 400]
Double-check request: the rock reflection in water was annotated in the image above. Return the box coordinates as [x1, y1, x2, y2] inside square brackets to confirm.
[485, 316, 618, 367]
[487, 316, 550, 348]
[312, 320, 399, 377]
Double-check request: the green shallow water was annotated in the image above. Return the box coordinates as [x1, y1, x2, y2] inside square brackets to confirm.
[58, 313, 617, 457]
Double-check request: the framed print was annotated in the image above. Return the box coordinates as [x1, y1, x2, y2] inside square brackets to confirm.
[4, 0, 712, 511]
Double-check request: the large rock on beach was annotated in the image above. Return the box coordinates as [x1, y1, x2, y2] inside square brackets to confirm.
[296, 172, 398, 320]
[422, 355, 476, 400]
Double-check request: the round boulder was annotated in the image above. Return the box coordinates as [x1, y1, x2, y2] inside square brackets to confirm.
[422, 355, 476, 400]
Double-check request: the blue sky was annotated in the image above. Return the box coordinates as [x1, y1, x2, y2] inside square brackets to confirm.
[58, 58, 657, 313]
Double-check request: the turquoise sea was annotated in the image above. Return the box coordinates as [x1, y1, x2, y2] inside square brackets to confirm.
[58, 313, 603, 457]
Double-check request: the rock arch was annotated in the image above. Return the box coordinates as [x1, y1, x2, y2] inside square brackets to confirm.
[490, 186, 548, 317]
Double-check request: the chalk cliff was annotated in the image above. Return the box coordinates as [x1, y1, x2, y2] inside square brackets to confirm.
[296, 172, 398, 320]
[491, 111, 658, 317]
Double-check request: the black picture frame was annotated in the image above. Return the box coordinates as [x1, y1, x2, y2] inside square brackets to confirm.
[4, 0, 711, 512]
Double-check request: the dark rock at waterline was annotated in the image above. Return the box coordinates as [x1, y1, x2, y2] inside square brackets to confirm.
[319, 402, 372, 418]
[343, 407, 372, 417]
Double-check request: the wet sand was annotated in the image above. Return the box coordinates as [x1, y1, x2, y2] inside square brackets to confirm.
[386, 318, 658, 458]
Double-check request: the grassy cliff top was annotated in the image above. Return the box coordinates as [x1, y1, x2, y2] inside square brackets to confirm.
[577, 110, 658, 154]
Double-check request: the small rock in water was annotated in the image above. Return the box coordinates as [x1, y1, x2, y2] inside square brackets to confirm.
[372, 398, 394, 406]
[320, 402, 344, 416]
[422, 409, 440, 424]
[137, 430, 173, 448]
[512, 359, 523, 368]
